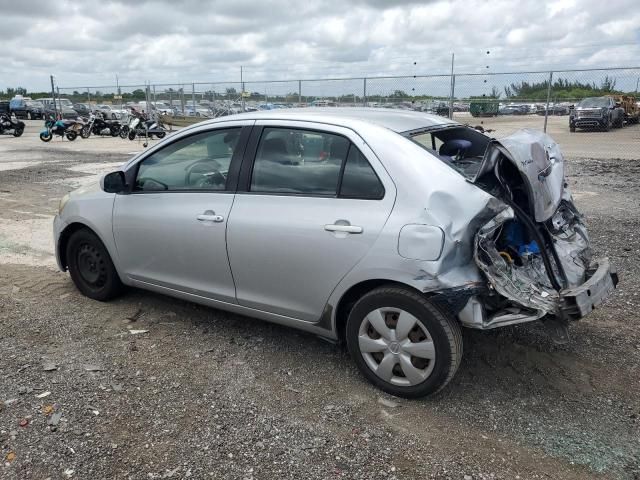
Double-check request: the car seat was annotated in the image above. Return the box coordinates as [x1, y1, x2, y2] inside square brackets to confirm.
[439, 139, 472, 158]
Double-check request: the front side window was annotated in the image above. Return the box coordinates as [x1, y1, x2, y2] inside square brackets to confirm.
[250, 127, 349, 195]
[135, 128, 241, 192]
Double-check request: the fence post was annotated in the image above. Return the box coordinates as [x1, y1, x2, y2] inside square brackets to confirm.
[192, 83, 196, 113]
[543, 71, 553, 133]
[50, 76, 58, 118]
[363, 78, 367, 106]
[448, 74, 456, 119]
[153, 85, 156, 104]
[298, 80, 302, 104]
[87, 87, 91, 105]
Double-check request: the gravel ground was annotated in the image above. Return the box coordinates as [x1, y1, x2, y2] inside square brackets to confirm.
[1, 126, 639, 479]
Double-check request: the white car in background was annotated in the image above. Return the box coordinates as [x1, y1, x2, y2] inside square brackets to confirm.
[96, 104, 126, 120]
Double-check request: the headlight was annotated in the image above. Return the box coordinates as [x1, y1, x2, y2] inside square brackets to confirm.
[58, 193, 70, 214]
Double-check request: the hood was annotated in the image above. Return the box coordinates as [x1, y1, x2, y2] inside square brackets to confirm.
[475, 129, 564, 222]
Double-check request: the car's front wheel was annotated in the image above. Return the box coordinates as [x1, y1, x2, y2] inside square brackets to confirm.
[346, 286, 462, 398]
[66, 228, 123, 301]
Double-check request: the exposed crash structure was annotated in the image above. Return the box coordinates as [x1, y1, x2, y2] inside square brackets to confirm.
[410, 126, 618, 338]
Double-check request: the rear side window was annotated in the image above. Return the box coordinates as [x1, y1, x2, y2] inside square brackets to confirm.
[250, 127, 350, 195]
[339, 147, 385, 199]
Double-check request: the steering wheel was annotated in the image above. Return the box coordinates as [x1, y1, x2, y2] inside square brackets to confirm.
[185, 159, 226, 188]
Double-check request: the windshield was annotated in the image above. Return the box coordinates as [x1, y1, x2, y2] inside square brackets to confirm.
[577, 97, 609, 108]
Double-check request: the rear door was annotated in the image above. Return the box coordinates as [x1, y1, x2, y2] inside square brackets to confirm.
[226, 121, 396, 321]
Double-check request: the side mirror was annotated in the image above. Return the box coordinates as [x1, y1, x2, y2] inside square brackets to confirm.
[102, 171, 127, 193]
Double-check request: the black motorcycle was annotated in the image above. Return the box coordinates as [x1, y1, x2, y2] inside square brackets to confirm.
[81, 113, 121, 138]
[40, 116, 82, 142]
[0, 113, 25, 137]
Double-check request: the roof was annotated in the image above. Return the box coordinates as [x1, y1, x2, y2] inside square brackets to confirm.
[200, 107, 458, 133]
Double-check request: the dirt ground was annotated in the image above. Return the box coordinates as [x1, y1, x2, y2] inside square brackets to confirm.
[1, 119, 639, 480]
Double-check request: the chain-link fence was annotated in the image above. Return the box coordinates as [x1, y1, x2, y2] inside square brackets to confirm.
[56, 67, 640, 159]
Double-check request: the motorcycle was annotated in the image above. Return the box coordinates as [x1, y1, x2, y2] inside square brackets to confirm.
[40, 116, 83, 142]
[81, 113, 121, 138]
[0, 113, 25, 137]
[120, 110, 166, 143]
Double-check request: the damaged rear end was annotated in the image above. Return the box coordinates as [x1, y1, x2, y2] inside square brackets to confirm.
[461, 129, 617, 336]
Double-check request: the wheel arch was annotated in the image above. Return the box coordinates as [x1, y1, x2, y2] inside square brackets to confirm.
[58, 222, 115, 272]
[333, 279, 427, 343]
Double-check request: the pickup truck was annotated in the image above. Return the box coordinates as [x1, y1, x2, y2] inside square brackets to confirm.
[570, 96, 624, 132]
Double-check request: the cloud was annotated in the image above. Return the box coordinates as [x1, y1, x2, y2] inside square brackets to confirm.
[0, 0, 638, 93]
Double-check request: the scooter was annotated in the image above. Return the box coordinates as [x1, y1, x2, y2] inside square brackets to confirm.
[40, 116, 83, 142]
[81, 113, 121, 138]
[120, 110, 166, 143]
[0, 113, 25, 137]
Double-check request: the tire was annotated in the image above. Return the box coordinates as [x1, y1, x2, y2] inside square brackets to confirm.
[66, 228, 123, 301]
[40, 132, 52, 142]
[345, 286, 462, 398]
[119, 126, 129, 139]
[13, 127, 24, 137]
[603, 117, 611, 132]
[128, 130, 136, 141]
[66, 131, 78, 141]
[81, 126, 91, 139]
[27, 112, 32, 120]
[155, 131, 166, 139]
[569, 126, 575, 132]
[112, 113, 116, 120]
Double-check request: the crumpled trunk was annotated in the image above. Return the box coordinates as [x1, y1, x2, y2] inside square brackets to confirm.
[472, 129, 593, 319]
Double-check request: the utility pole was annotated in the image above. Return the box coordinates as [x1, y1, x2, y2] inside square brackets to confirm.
[116, 74, 120, 95]
[50, 75, 57, 118]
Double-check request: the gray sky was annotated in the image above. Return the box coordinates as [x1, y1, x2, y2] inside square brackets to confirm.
[1, 0, 639, 93]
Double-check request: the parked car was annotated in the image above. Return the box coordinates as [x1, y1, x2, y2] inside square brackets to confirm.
[96, 104, 125, 120]
[570, 97, 625, 131]
[499, 104, 528, 115]
[73, 103, 93, 117]
[39, 98, 79, 119]
[25, 100, 45, 119]
[53, 108, 617, 398]
[536, 104, 570, 116]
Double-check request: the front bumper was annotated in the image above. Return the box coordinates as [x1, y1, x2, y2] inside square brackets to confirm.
[572, 118, 605, 128]
[561, 258, 618, 319]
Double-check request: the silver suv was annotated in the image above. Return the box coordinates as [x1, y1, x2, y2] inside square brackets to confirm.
[53, 109, 617, 397]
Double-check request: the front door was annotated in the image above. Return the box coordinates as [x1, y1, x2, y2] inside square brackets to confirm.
[227, 122, 395, 321]
[113, 125, 247, 303]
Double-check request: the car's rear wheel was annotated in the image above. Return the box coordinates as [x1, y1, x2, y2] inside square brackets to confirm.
[66, 229, 123, 301]
[346, 286, 462, 398]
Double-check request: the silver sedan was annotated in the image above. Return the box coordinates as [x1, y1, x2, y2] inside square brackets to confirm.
[53, 108, 617, 397]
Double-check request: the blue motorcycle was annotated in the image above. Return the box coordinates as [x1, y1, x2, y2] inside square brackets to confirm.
[40, 116, 82, 142]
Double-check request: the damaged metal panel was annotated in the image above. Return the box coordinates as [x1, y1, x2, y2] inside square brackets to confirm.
[478, 129, 565, 222]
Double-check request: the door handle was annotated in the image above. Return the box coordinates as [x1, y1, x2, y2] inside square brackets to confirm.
[197, 210, 224, 223]
[324, 224, 363, 234]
